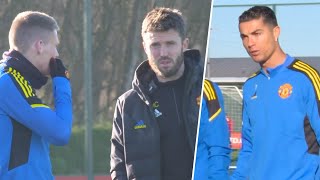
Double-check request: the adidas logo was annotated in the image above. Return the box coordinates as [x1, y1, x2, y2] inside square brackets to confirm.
[154, 109, 162, 118]
[134, 120, 146, 129]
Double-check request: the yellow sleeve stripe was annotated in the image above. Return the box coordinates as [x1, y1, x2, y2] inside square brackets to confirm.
[248, 72, 257, 78]
[293, 61, 320, 101]
[31, 104, 50, 108]
[209, 108, 221, 121]
[15, 70, 33, 97]
[8, 68, 30, 98]
[204, 79, 216, 101]
[8, 67, 35, 98]
[22, 75, 34, 96]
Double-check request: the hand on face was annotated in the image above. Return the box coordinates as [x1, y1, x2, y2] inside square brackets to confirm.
[38, 30, 60, 76]
[49, 58, 69, 79]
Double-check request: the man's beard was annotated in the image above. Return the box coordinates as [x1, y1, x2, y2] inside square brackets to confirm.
[149, 53, 184, 78]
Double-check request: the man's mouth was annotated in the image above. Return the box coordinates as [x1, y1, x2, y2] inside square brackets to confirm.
[250, 50, 259, 56]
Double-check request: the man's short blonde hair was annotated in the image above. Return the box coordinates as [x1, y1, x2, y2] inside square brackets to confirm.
[9, 11, 59, 53]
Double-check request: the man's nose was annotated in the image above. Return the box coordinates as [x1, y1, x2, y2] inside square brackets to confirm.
[160, 46, 169, 57]
[247, 36, 255, 48]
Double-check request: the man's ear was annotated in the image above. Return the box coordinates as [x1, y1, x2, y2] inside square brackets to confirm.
[182, 38, 189, 51]
[273, 26, 280, 42]
[142, 41, 146, 52]
[34, 39, 44, 54]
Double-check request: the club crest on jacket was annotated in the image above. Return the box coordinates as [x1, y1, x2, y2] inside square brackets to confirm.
[278, 83, 293, 99]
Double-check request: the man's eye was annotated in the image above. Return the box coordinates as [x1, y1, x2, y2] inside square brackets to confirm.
[254, 32, 262, 36]
[151, 43, 160, 48]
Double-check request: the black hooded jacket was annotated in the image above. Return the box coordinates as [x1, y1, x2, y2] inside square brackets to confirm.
[110, 49, 203, 180]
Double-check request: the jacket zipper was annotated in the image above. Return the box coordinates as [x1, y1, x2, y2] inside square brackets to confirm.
[172, 88, 182, 124]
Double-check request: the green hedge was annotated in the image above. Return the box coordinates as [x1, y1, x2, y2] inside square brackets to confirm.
[50, 123, 239, 175]
[50, 124, 112, 175]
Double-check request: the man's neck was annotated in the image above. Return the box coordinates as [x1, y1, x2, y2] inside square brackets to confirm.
[261, 48, 286, 71]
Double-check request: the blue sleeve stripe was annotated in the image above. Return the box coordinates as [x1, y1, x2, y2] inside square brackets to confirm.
[293, 61, 320, 101]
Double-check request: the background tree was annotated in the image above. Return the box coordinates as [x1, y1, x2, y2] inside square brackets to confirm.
[0, 0, 212, 175]
[0, 0, 211, 125]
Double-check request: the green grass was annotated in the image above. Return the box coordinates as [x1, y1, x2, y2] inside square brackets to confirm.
[51, 122, 240, 175]
[51, 122, 112, 175]
[231, 149, 239, 166]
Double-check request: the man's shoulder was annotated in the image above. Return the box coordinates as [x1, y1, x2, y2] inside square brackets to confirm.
[203, 79, 216, 97]
[288, 59, 319, 76]
[117, 89, 140, 102]
[203, 80, 221, 104]
[203, 79, 218, 89]
[288, 59, 320, 97]
[184, 49, 204, 84]
[0, 71, 13, 86]
[0, 66, 33, 90]
[243, 70, 261, 85]
[184, 49, 202, 66]
[184, 49, 201, 59]
[287, 59, 319, 83]
[0, 65, 23, 79]
[203, 79, 221, 99]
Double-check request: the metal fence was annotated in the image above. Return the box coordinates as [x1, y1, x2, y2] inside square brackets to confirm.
[219, 85, 243, 170]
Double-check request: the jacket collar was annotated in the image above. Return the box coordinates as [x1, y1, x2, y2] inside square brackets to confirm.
[6, 50, 48, 89]
[260, 54, 294, 77]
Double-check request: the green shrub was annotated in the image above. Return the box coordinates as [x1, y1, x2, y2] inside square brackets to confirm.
[51, 123, 112, 175]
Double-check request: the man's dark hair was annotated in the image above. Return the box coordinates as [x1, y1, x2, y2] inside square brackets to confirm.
[239, 6, 278, 27]
[141, 7, 186, 39]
